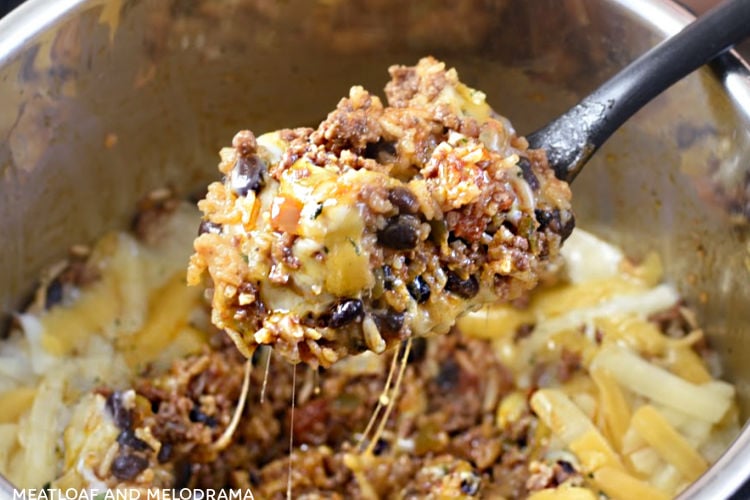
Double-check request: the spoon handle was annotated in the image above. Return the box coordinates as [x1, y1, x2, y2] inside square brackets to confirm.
[527, 0, 750, 183]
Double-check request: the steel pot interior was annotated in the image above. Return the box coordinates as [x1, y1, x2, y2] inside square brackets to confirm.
[0, 0, 749, 498]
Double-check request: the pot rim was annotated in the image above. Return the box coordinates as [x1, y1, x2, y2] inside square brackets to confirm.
[0, 0, 749, 498]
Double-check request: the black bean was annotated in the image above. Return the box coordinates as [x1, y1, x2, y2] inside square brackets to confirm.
[517, 157, 539, 191]
[372, 438, 389, 456]
[558, 460, 576, 475]
[251, 346, 266, 364]
[388, 187, 420, 214]
[230, 156, 265, 197]
[198, 220, 222, 236]
[378, 215, 420, 250]
[534, 208, 560, 232]
[382, 310, 405, 332]
[373, 309, 405, 333]
[328, 299, 364, 328]
[460, 477, 480, 496]
[364, 139, 397, 163]
[117, 430, 151, 451]
[110, 454, 149, 480]
[435, 358, 460, 391]
[560, 212, 576, 242]
[44, 279, 64, 310]
[535, 209, 576, 241]
[157, 442, 173, 463]
[444, 271, 479, 299]
[189, 405, 218, 427]
[407, 337, 427, 364]
[106, 392, 133, 430]
[407, 276, 431, 303]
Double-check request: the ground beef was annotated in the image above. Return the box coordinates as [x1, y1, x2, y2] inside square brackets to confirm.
[95, 326, 570, 498]
[188, 57, 574, 368]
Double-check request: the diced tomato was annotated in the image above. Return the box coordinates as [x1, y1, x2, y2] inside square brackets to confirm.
[271, 195, 303, 234]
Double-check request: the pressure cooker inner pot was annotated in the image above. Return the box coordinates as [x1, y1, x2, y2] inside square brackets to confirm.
[1, 0, 749, 497]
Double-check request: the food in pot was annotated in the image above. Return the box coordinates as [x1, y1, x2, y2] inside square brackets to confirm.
[0, 194, 738, 499]
[188, 57, 574, 367]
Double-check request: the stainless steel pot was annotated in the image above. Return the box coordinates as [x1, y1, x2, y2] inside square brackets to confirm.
[0, 0, 749, 497]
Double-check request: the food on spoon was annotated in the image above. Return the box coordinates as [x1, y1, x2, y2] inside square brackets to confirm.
[187, 57, 574, 367]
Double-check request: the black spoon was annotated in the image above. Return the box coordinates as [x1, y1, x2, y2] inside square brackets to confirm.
[527, 0, 750, 183]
